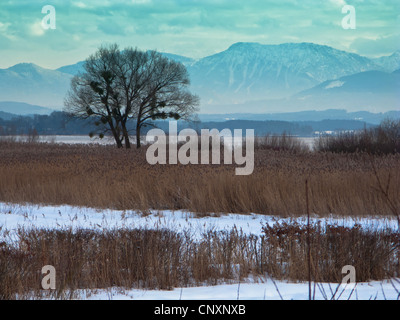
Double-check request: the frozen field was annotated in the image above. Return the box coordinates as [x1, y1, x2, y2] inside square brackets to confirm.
[1, 202, 399, 300]
[81, 279, 399, 300]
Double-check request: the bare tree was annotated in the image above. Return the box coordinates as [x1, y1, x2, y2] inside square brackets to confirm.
[64, 44, 126, 148]
[117, 48, 199, 148]
[64, 44, 199, 149]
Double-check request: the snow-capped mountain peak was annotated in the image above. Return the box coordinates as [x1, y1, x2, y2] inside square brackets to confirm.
[0, 42, 399, 113]
[188, 42, 383, 103]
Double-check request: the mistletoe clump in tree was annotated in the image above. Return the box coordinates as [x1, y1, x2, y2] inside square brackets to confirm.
[65, 44, 199, 148]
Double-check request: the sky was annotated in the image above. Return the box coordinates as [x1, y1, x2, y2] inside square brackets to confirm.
[0, 0, 399, 69]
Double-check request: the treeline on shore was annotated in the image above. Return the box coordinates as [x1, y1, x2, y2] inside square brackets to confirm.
[0, 111, 375, 137]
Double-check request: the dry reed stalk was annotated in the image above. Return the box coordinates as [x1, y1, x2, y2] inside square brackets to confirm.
[305, 179, 312, 300]
[1, 221, 398, 299]
[0, 141, 399, 217]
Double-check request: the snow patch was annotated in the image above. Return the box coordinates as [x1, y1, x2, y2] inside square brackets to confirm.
[1, 203, 398, 300]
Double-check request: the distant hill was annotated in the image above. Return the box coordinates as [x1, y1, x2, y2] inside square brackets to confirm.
[148, 118, 376, 136]
[209, 68, 400, 114]
[0, 64, 72, 109]
[0, 101, 54, 116]
[0, 111, 378, 137]
[159, 53, 196, 67]
[298, 70, 400, 95]
[291, 69, 400, 112]
[0, 110, 16, 121]
[198, 109, 400, 125]
[55, 52, 195, 76]
[56, 61, 85, 76]
[392, 68, 400, 74]
[373, 51, 400, 73]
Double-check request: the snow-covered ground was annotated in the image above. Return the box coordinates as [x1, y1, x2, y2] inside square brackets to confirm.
[1, 202, 399, 300]
[81, 279, 399, 300]
[1, 202, 397, 237]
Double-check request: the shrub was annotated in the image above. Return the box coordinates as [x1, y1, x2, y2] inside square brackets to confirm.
[315, 119, 400, 155]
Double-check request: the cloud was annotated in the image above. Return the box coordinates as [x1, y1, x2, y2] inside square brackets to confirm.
[72, 2, 88, 9]
[97, 20, 127, 36]
[0, 21, 15, 40]
[0, 0, 399, 68]
[131, 0, 152, 4]
[30, 21, 45, 36]
[0, 22, 10, 31]
[329, 0, 347, 7]
[349, 34, 400, 57]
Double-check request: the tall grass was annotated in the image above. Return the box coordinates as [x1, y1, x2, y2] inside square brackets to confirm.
[0, 140, 399, 217]
[315, 119, 400, 155]
[0, 221, 398, 300]
[1, 136, 399, 299]
[261, 221, 399, 283]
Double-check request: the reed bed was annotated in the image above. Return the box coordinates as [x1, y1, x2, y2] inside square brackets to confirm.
[1, 140, 399, 299]
[0, 221, 398, 300]
[0, 140, 399, 217]
[315, 119, 400, 155]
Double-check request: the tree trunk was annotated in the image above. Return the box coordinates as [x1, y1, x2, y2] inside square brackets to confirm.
[136, 123, 141, 149]
[122, 123, 131, 149]
[124, 133, 131, 149]
[109, 120, 123, 148]
[114, 134, 123, 148]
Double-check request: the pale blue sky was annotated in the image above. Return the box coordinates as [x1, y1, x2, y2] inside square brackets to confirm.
[0, 0, 399, 69]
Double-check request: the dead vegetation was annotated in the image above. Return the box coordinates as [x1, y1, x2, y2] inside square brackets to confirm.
[0, 139, 399, 299]
[0, 221, 398, 300]
[0, 140, 399, 217]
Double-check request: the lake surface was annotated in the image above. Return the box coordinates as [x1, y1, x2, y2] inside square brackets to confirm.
[1, 135, 318, 149]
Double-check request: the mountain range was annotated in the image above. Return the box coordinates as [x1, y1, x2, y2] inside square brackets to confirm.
[0, 101, 54, 116]
[189, 42, 384, 104]
[0, 42, 399, 114]
[198, 109, 400, 125]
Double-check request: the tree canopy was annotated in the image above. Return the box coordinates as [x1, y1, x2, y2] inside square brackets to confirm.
[64, 44, 199, 148]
